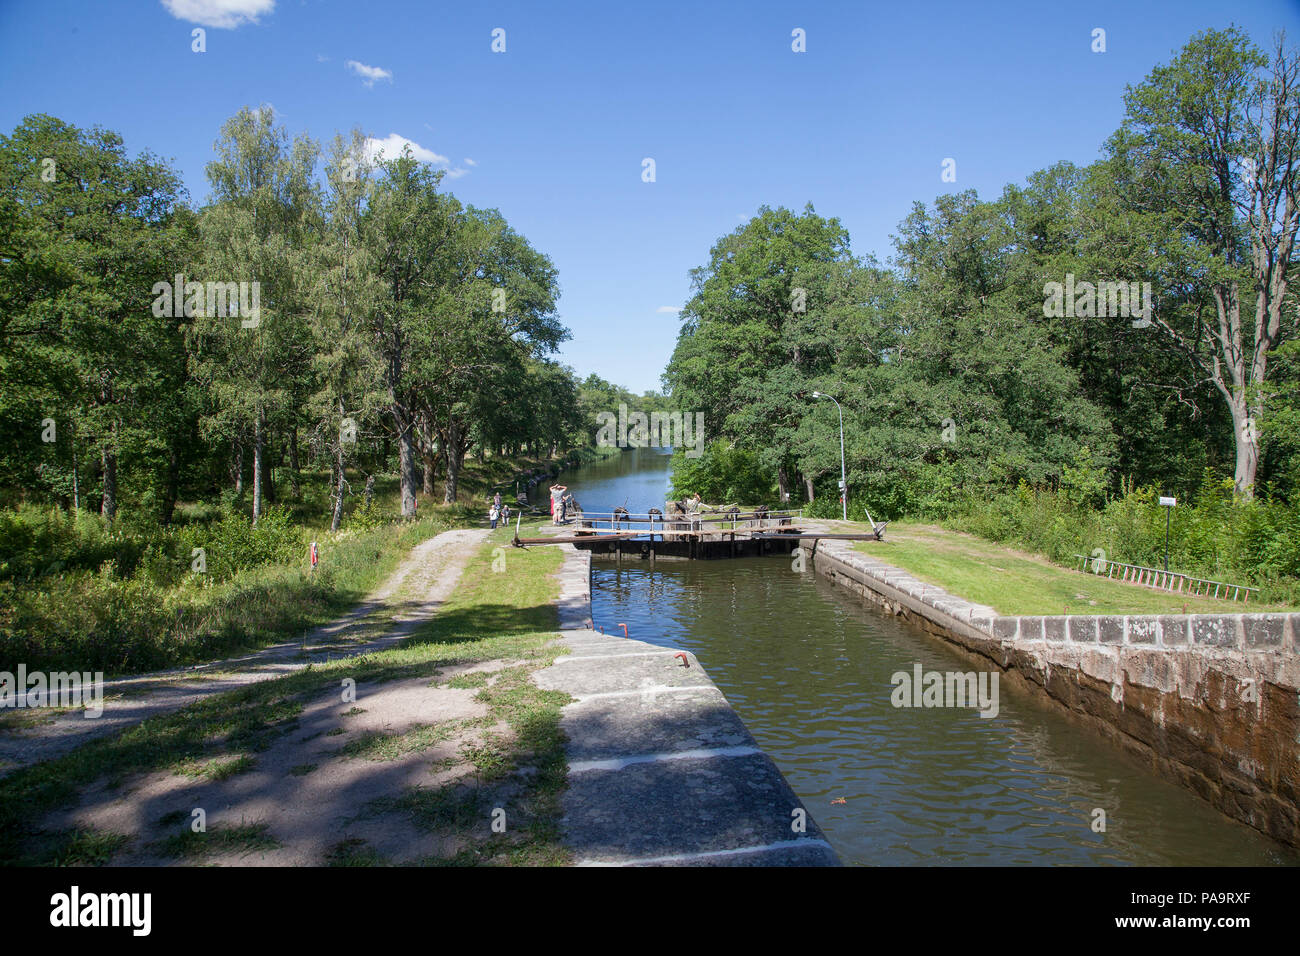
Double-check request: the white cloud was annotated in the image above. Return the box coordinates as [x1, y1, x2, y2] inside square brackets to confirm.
[656, 306, 681, 314]
[463, 158, 477, 166]
[364, 134, 449, 166]
[445, 168, 470, 179]
[160, 0, 274, 29]
[346, 60, 393, 87]
[316, 53, 329, 63]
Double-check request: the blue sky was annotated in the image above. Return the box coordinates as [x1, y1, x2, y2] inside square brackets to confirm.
[2, 0, 1297, 392]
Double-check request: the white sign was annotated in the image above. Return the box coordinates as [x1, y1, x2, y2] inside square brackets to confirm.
[1159, 496, 1177, 507]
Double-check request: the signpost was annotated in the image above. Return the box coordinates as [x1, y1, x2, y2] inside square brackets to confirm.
[1158, 497, 1176, 571]
[310, 541, 319, 571]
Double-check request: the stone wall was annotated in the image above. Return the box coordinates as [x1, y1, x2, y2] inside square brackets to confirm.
[810, 537, 1300, 848]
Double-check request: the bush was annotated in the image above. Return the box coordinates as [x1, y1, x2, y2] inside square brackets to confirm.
[669, 442, 775, 505]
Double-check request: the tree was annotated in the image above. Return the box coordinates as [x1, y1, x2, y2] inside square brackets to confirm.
[311, 130, 385, 530]
[0, 114, 191, 520]
[1105, 28, 1300, 498]
[665, 204, 856, 501]
[190, 106, 319, 524]
[362, 150, 460, 517]
[419, 206, 564, 503]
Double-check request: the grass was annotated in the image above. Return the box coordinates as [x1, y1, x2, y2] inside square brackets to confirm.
[853, 522, 1297, 615]
[446, 672, 491, 690]
[152, 822, 280, 860]
[325, 837, 387, 867]
[0, 530, 573, 866]
[45, 827, 131, 866]
[171, 754, 257, 781]
[339, 719, 473, 762]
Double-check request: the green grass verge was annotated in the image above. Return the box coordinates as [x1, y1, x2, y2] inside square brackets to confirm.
[854, 522, 1296, 615]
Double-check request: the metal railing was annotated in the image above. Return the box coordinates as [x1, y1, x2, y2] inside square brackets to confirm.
[575, 509, 801, 533]
[1073, 554, 1259, 603]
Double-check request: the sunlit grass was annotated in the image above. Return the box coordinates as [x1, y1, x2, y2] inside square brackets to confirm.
[853, 522, 1295, 615]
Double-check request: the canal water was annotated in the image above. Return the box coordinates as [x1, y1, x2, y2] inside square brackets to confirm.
[570, 448, 1297, 865]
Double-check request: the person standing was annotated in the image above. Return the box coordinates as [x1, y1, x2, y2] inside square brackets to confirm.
[489, 502, 500, 529]
[550, 483, 567, 525]
[493, 491, 502, 513]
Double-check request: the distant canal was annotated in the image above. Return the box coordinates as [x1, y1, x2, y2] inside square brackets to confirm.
[567, 449, 1297, 865]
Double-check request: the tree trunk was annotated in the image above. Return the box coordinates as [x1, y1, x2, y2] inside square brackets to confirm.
[233, 441, 244, 495]
[1231, 396, 1260, 499]
[805, 476, 815, 503]
[263, 430, 276, 504]
[394, 405, 419, 517]
[161, 443, 180, 525]
[777, 462, 790, 504]
[71, 432, 79, 511]
[443, 417, 463, 505]
[100, 444, 117, 523]
[422, 450, 437, 496]
[289, 426, 301, 497]
[330, 443, 346, 532]
[252, 411, 264, 525]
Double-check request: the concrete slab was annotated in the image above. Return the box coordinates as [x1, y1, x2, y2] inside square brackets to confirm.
[559, 690, 753, 762]
[560, 751, 835, 865]
[536, 539, 839, 867]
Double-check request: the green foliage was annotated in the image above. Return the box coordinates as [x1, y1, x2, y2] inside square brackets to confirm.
[668, 442, 774, 505]
[0, 505, 451, 673]
[1060, 446, 1109, 510]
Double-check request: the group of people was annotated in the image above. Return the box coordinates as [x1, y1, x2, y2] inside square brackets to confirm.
[486, 483, 578, 528]
[488, 491, 512, 529]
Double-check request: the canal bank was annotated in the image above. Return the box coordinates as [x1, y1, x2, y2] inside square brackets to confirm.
[536, 538, 838, 865]
[809, 531, 1300, 850]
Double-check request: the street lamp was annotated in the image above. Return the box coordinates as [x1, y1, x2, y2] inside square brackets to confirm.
[812, 390, 847, 521]
[1159, 496, 1176, 572]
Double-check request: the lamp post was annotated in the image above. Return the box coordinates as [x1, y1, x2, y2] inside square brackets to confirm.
[1159, 496, 1176, 572]
[812, 391, 847, 521]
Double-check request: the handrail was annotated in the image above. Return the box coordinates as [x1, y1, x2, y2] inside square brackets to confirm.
[1072, 554, 1259, 603]
[577, 510, 798, 523]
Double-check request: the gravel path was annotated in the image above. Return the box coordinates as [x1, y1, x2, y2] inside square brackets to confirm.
[0, 527, 488, 777]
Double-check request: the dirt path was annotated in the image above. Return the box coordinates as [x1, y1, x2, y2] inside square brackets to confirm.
[0, 528, 489, 777]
